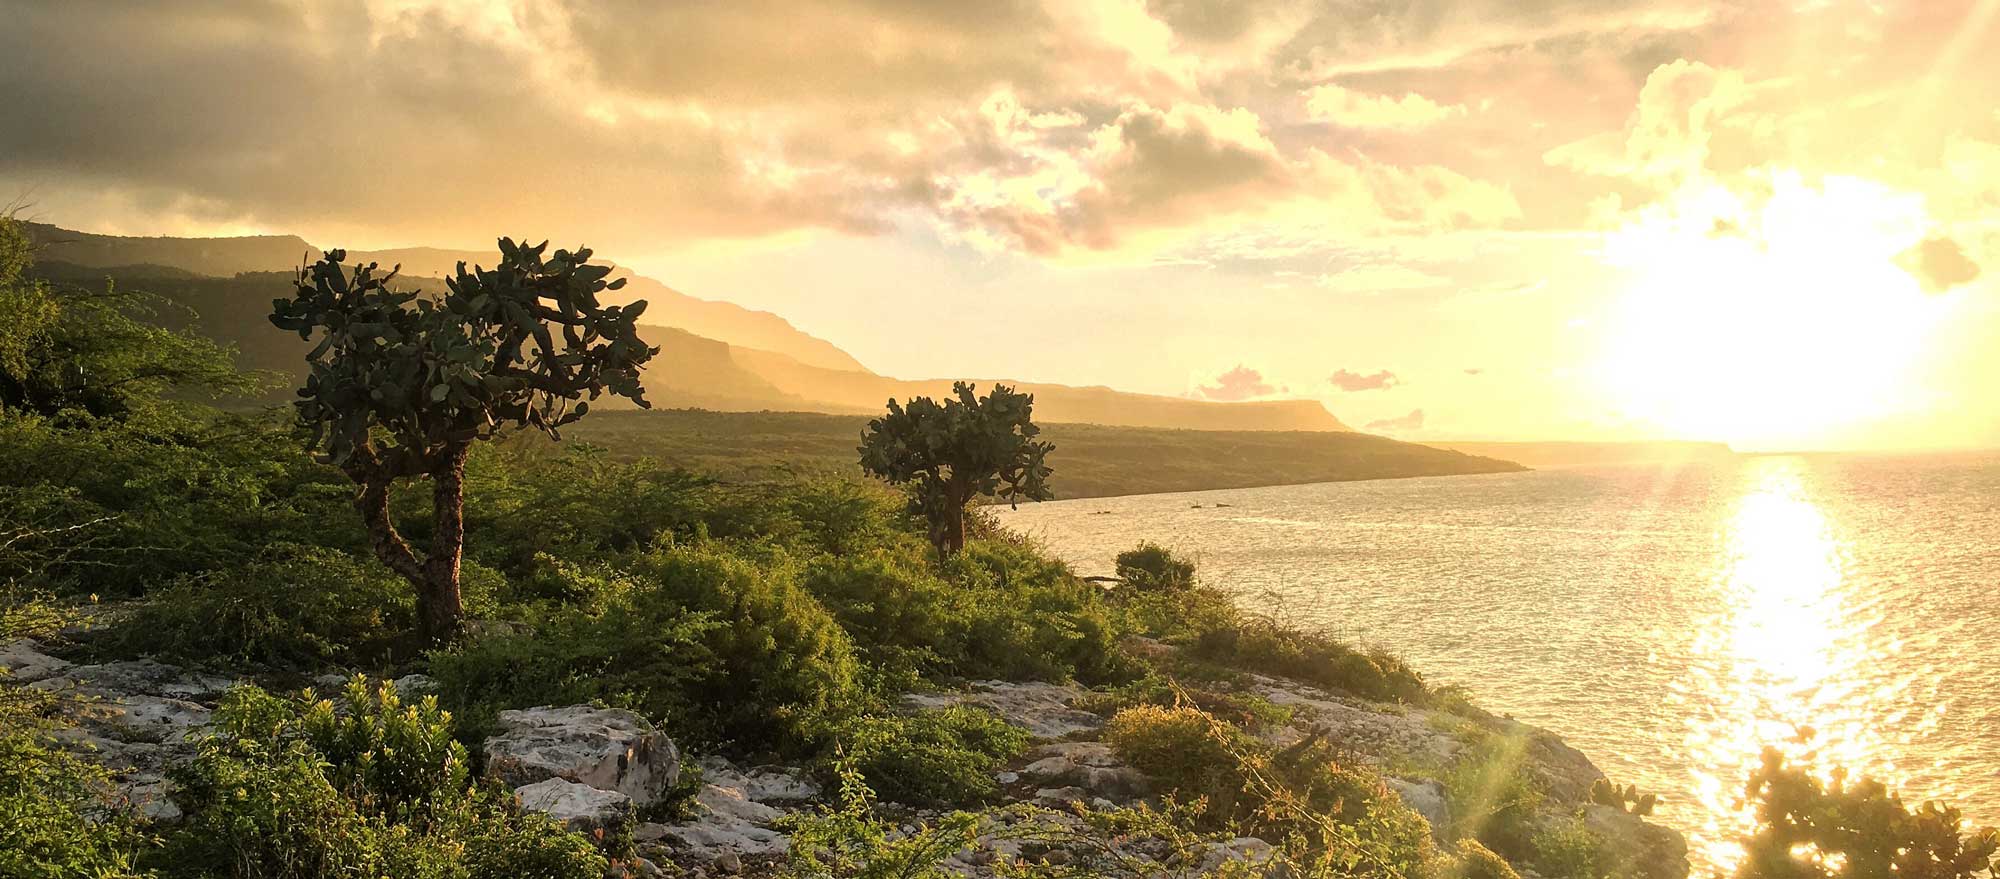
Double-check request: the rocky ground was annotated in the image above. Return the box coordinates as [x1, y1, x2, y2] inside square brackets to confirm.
[0, 638, 1688, 878]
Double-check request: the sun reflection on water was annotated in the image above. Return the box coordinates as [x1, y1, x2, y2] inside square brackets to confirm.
[1681, 456, 1903, 872]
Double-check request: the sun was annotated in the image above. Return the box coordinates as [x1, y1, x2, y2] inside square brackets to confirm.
[1592, 172, 1957, 450]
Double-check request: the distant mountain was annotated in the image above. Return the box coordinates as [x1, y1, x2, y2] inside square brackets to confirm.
[22, 223, 867, 373]
[1428, 441, 1736, 467]
[25, 223, 1350, 433]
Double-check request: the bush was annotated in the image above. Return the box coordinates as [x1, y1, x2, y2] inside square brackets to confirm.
[837, 707, 1029, 807]
[1104, 704, 1249, 818]
[1737, 747, 2000, 879]
[159, 678, 606, 879]
[1442, 733, 1544, 862]
[435, 545, 864, 754]
[1190, 616, 1428, 703]
[1527, 816, 1611, 879]
[0, 724, 151, 879]
[941, 539, 1126, 684]
[106, 545, 412, 671]
[1114, 542, 1196, 592]
[1448, 839, 1521, 879]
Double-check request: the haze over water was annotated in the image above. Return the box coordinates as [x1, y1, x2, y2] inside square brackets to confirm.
[998, 452, 2000, 872]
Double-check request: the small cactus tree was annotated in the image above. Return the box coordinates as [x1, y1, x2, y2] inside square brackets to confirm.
[857, 382, 1052, 555]
[270, 239, 656, 641]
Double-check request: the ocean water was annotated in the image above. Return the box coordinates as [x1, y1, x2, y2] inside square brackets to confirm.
[994, 452, 2000, 872]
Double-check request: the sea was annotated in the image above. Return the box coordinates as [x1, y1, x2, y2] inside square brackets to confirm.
[994, 451, 2000, 873]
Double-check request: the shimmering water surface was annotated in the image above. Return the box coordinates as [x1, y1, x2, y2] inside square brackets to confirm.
[994, 453, 2000, 872]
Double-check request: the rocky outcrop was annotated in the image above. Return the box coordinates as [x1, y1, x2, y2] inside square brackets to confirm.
[902, 681, 1105, 739]
[484, 705, 679, 808]
[515, 777, 635, 837]
[635, 756, 819, 871]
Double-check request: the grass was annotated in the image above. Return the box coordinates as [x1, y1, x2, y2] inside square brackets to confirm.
[558, 409, 1526, 501]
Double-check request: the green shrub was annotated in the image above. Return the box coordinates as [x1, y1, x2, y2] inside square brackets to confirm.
[1447, 839, 1520, 879]
[784, 478, 908, 556]
[1190, 616, 1428, 703]
[0, 724, 151, 879]
[1114, 541, 1196, 592]
[837, 707, 1029, 807]
[1527, 816, 1611, 879]
[160, 678, 605, 879]
[781, 760, 981, 879]
[1105, 704, 1254, 822]
[1737, 747, 2000, 879]
[1442, 732, 1544, 862]
[106, 545, 412, 670]
[436, 545, 864, 754]
[942, 539, 1126, 684]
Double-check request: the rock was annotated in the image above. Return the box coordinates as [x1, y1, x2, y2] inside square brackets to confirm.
[1387, 777, 1451, 832]
[901, 681, 1103, 739]
[0, 638, 72, 683]
[714, 851, 743, 874]
[390, 674, 436, 696]
[311, 672, 349, 691]
[485, 706, 678, 807]
[656, 817, 790, 858]
[1248, 675, 1463, 767]
[66, 694, 211, 745]
[30, 659, 236, 701]
[1580, 804, 1690, 879]
[1016, 742, 1149, 802]
[1033, 786, 1087, 806]
[697, 755, 818, 803]
[1200, 837, 1274, 873]
[515, 778, 634, 837]
[633, 822, 671, 843]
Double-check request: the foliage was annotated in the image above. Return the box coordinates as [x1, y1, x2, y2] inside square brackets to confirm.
[0, 409, 360, 595]
[1114, 541, 1196, 592]
[1736, 747, 1999, 879]
[858, 382, 1053, 555]
[1447, 839, 1521, 879]
[837, 707, 1030, 807]
[160, 677, 605, 879]
[1440, 732, 1544, 863]
[1588, 778, 1657, 817]
[0, 214, 256, 420]
[1190, 614, 1429, 704]
[1526, 817, 1612, 879]
[0, 716, 153, 879]
[269, 240, 658, 640]
[106, 545, 413, 670]
[434, 545, 863, 753]
[782, 759, 983, 879]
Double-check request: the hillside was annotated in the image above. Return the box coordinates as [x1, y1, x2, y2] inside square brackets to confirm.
[1429, 441, 1737, 468]
[555, 409, 1524, 500]
[22, 222, 867, 373]
[27, 245, 1349, 433]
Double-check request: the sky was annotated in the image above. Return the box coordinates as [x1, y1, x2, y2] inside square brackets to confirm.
[2, 0, 1996, 450]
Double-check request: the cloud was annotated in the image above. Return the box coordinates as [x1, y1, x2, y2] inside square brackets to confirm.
[1544, 59, 1750, 186]
[1464, 368, 1485, 375]
[1304, 84, 1463, 130]
[1898, 236, 1982, 293]
[1365, 409, 1425, 432]
[1329, 369, 1400, 391]
[1196, 365, 1276, 401]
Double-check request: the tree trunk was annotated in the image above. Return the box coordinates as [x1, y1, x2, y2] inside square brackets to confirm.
[418, 443, 470, 642]
[942, 497, 967, 555]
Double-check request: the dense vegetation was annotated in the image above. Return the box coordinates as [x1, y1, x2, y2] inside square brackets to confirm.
[858, 382, 1053, 554]
[3, 214, 1995, 878]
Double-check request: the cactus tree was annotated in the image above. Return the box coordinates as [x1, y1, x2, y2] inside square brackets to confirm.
[271, 239, 657, 641]
[858, 382, 1053, 555]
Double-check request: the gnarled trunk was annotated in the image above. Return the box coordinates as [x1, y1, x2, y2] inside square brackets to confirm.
[419, 443, 470, 642]
[347, 443, 469, 644]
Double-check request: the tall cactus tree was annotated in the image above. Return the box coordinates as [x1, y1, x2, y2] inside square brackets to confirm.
[858, 382, 1053, 555]
[271, 239, 657, 641]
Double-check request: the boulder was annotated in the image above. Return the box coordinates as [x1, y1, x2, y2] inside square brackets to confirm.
[0, 638, 72, 683]
[1387, 777, 1451, 833]
[29, 659, 237, 701]
[1016, 742, 1150, 802]
[515, 778, 634, 838]
[484, 706, 678, 807]
[1580, 804, 1691, 879]
[901, 680, 1103, 739]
